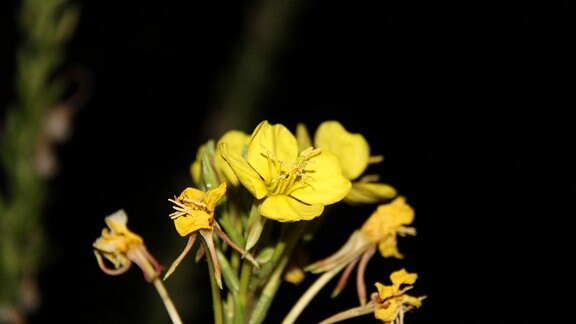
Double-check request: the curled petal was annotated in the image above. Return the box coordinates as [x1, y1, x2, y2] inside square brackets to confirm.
[94, 250, 131, 276]
[219, 142, 268, 199]
[215, 130, 250, 187]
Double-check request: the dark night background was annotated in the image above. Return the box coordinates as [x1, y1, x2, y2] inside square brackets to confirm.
[2, 0, 576, 323]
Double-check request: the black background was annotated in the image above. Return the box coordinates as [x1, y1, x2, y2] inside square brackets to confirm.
[2, 0, 576, 323]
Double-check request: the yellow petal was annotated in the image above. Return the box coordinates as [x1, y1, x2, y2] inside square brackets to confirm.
[314, 121, 370, 180]
[374, 297, 401, 322]
[215, 130, 250, 187]
[190, 143, 206, 186]
[104, 210, 143, 245]
[259, 195, 324, 222]
[390, 268, 418, 286]
[205, 182, 227, 212]
[378, 235, 404, 259]
[104, 209, 128, 233]
[219, 142, 268, 199]
[344, 182, 397, 205]
[291, 150, 351, 205]
[174, 212, 212, 236]
[380, 196, 415, 227]
[363, 196, 414, 234]
[295, 122, 312, 152]
[375, 282, 396, 300]
[246, 120, 299, 181]
[179, 187, 206, 203]
[403, 295, 424, 308]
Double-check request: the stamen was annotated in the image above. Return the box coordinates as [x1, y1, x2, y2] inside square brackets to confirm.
[182, 197, 207, 208]
[168, 197, 199, 219]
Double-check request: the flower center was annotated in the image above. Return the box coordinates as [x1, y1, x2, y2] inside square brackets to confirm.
[168, 197, 208, 220]
[266, 146, 321, 195]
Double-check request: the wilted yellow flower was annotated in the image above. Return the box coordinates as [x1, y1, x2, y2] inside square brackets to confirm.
[305, 196, 416, 305]
[165, 182, 258, 287]
[219, 120, 351, 222]
[373, 269, 425, 324]
[360, 196, 416, 259]
[93, 209, 161, 282]
[169, 182, 227, 236]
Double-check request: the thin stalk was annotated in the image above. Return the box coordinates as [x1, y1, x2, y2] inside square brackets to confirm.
[317, 302, 375, 324]
[152, 278, 183, 324]
[204, 240, 224, 324]
[281, 262, 348, 324]
[235, 260, 253, 324]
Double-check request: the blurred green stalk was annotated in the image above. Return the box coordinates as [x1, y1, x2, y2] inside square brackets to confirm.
[203, 0, 302, 138]
[0, 0, 79, 322]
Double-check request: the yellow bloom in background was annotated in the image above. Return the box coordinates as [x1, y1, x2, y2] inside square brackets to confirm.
[373, 269, 425, 324]
[214, 129, 250, 187]
[93, 209, 162, 282]
[220, 120, 351, 222]
[190, 130, 250, 190]
[190, 142, 207, 187]
[313, 120, 370, 180]
[360, 196, 416, 259]
[298, 120, 397, 205]
[305, 196, 416, 305]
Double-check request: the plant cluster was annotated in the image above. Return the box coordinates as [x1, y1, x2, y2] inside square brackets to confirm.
[92, 120, 426, 324]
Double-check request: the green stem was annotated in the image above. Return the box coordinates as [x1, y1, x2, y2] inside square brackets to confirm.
[204, 240, 224, 324]
[249, 254, 289, 324]
[235, 260, 253, 324]
[249, 222, 308, 324]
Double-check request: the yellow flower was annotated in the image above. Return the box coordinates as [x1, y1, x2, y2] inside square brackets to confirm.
[360, 196, 416, 259]
[219, 120, 351, 222]
[93, 209, 162, 282]
[191, 130, 251, 189]
[298, 120, 397, 205]
[373, 269, 425, 324]
[169, 183, 227, 236]
[214, 129, 250, 187]
[305, 196, 416, 305]
[165, 182, 258, 287]
[314, 269, 424, 324]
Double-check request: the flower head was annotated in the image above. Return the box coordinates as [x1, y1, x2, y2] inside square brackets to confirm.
[165, 182, 258, 287]
[219, 120, 351, 222]
[169, 182, 227, 236]
[305, 196, 416, 305]
[360, 196, 416, 259]
[214, 129, 250, 187]
[93, 209, 162, 282]
[191, 130, 251, 189]
[373, 269, 425, 324]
